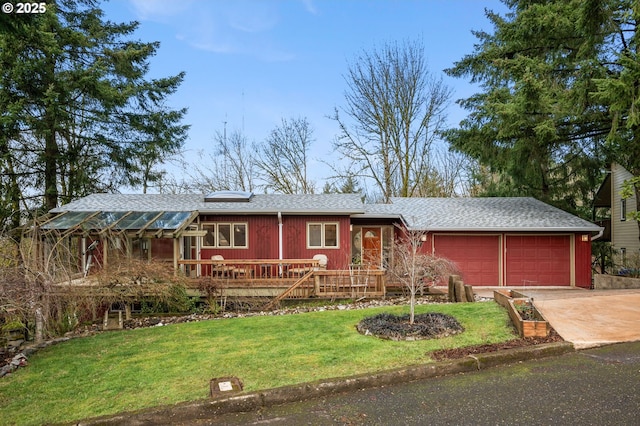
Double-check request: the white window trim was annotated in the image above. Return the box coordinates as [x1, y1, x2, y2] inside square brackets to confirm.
[307, 222, 339, 249]
[201, 222, 248, 249]
[621, 199, 627, 221]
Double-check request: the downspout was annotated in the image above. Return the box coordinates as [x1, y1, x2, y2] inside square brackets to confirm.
[591, 229, 604, 241]
[81, 237, 86, 276]
[278, 212, 283, 277]
[278, 211, 283, 261]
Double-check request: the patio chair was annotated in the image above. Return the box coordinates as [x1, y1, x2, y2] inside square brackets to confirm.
[233, 265, 254, 279]
[211, 255, 235, 277]
[288, 254, 328, 277]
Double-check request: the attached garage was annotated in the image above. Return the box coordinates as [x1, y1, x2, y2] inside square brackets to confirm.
[505, 235, 571, 286]
[433, 234, 500, 285]
[367, 197, 603, 289]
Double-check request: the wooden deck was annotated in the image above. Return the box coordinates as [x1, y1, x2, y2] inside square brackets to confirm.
[50, 259, 389, 305]
[179, 259, 387, 300]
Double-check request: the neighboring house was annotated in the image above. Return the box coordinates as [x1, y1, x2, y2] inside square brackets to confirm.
[594, 163, 640, 268]
[40, 192, 601, 290]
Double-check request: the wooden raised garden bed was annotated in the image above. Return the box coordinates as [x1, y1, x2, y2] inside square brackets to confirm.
[493, 290, 550, 338]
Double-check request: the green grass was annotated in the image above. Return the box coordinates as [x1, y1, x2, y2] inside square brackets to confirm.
[0, 302, 516, 425]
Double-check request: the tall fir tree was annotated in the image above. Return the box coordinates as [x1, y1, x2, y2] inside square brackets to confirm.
[591, 0, 640, 241]
[445, 0, 612, 214]
[0, 0, 188, 229]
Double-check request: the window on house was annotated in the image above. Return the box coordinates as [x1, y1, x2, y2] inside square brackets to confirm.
[202, 223, 248, 248]
[234, 224, 247, 247]
[203, 224, 215, 246]
[218, 224, 231, 246]
[621, 199, 627, 221]
[307, 222, 339, 248]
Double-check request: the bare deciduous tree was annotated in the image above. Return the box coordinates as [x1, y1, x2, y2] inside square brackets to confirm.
[257, 117, 315, 194]
[388, 226, 459, 324]
[412, 148, 473, 197]
[332, 39, 452, 202]
[185, 129, 257, 194]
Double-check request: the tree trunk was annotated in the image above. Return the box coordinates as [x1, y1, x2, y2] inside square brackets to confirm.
[635, 184, 640, 249]
[44, 131, 59, 211]
[35, 307, 44, 344]
[43, 52, 59, 211]
[409, 289, 415, 324]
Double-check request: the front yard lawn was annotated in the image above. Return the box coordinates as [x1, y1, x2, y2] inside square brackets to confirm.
[0, 302, 515, 425]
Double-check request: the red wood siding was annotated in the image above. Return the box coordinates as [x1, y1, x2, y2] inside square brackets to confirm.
[151, 238, 173, 260]
[574, 233, 592, 289]
[506, 235, 571, 286]
[433, 234, 500, 286]
[200, 215, 279, 261]
[199, 214, 351, 270]
[282, 216, 352, 269]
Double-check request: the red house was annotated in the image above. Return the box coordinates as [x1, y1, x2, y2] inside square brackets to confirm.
[41, 192, 602, 294]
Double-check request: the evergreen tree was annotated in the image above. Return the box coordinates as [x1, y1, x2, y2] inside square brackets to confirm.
[591, 0, 640, 237]
[445, 0, 610, 213]
[0, 0, 188, 228]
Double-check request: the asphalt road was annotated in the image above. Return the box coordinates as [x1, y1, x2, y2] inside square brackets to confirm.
[184, 341, 640, 426]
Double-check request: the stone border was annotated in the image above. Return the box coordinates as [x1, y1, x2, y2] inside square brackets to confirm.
[593, 274, 640, 290]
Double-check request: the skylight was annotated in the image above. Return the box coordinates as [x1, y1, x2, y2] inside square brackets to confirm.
[204, 191, 253, 202]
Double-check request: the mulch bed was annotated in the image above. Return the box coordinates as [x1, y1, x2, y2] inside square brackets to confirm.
[430, 329, 564, 361]
[356, 312, 464, 341]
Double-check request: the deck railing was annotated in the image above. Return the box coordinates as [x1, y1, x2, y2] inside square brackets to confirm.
[177, 258, 320, 281]
[177, 258, 387, 300]
[313, 269, 386, 298]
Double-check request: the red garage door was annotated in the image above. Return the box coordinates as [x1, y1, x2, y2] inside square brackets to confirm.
[433, 235, 499, 286]
[506, 235, 570, 286]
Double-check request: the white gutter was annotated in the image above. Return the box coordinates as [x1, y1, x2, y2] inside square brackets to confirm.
[591, 228, 604, 241]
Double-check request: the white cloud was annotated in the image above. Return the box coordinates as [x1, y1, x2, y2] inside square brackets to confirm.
[129, 0, 195, 20]
[128, 0, 293, 61]
[301, 0, 318, 15]
[226, 1, 279, 33]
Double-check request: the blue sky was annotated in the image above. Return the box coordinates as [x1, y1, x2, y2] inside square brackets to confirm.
[101, 0, 508, 189]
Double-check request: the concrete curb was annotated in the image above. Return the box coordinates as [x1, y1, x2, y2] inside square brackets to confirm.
[76, 342, 575, 425]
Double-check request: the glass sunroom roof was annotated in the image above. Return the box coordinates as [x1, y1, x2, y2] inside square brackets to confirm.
[42, 211, 95, 229]
[116, 211, 162, 230]
[148, 211, 192, 229]
[42, 211, 193, 233]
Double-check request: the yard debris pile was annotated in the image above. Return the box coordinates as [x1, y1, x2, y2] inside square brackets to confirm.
[356, 312, 464, 341]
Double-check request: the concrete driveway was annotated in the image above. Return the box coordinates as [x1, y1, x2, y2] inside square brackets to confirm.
[489, 288, 640, 349]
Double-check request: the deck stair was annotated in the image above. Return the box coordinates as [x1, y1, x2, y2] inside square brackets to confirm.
[262, 270, 315, 309]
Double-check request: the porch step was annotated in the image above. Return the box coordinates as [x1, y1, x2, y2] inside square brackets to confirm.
[102, 311, 123, 330]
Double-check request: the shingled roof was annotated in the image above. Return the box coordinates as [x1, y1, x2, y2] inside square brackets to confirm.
[361, 197, 601, 232]
[50, 193, 365, 215]
[49, 193, 601, 233]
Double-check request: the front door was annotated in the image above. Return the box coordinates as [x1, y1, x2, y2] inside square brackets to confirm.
[362, 227, 382, 268]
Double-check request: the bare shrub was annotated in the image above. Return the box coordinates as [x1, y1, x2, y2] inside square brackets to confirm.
[89, 258, 194, 313]
[1, 223, 198, 345]
[387, 226, 459, 324]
